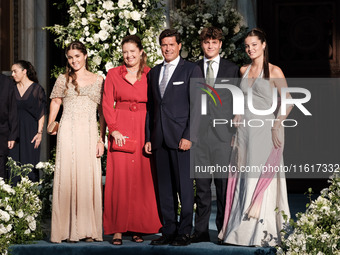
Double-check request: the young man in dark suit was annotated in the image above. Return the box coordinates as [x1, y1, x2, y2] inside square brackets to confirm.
[191, 26, 239, 243]
[145, 29, 203, 246]
[0, 74, 18, 179]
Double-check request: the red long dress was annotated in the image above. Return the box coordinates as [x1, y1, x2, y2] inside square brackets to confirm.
[102, 65, 161, 235]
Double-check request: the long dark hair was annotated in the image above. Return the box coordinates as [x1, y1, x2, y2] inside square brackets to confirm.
[13, 60, 39, 83]
[65, 41, 89, 94]
[121, 35, 147, 81]
[246, 28, 269, 79]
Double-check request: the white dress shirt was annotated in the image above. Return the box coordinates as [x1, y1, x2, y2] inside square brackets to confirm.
[159, 55, 181, 87]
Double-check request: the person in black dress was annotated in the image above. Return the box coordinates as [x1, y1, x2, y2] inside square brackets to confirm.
[10, 60, 46, 182]
[0, 74, 18, 179]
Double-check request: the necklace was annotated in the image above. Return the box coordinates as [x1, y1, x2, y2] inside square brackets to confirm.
[126, 67, 138, 74]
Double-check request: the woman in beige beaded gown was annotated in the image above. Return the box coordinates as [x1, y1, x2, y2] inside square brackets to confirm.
[48, 41, 106, 243]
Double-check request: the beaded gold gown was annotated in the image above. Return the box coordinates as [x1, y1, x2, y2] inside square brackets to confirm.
[50, 74, 103, 243]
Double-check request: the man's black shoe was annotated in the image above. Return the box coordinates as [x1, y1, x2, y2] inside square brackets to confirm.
[150, 235, 174, 245]
[170, 234, 191, 246]
[190, 232, 210, 243]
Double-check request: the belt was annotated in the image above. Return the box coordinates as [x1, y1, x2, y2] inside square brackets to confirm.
[115, 102, 147, 112]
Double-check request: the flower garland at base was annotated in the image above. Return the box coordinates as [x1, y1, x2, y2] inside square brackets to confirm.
[0, 158, 43, 255]
[277, 173, 340, 255]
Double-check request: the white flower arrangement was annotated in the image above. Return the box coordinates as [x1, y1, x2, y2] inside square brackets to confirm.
[170, 0, 248, 65]
[0, 158, 43, 255]
[45, 0, 165, 77]
[277, 172, 340, 254]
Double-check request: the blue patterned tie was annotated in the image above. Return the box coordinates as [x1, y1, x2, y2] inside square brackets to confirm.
[159, 64, 170, 97]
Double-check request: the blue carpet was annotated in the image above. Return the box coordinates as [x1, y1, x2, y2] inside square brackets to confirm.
[10, 193, 310, 255]
[10, 239, 276, 255]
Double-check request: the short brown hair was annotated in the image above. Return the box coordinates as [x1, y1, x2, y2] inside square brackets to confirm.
[200, 27, 223, 42]
[159, 29, 181, 45]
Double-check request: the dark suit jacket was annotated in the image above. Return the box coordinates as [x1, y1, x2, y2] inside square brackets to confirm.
[197, 58, 239, 142]
[0, 74, 18, 156]
[146, 57, 203, 150]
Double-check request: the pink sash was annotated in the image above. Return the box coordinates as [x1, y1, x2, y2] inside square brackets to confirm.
[218, 147, 283, 240]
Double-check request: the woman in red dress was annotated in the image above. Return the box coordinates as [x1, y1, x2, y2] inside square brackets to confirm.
[102, 35, 161, 245]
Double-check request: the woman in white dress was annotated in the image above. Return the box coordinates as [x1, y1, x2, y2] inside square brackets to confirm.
[218, 28, 293, 247]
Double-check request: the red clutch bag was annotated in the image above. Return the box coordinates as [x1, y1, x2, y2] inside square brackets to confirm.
[111, 138, 137, 153]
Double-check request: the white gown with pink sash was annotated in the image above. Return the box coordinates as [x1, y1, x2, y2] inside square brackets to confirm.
[218, 66, 290, 247]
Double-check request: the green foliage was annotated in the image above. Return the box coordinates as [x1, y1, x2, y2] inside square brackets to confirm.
[0, 158, 43, 255]
[45, 0, 166, 77]
[277, 173, 340, 255]
[170, 0, 248, 66]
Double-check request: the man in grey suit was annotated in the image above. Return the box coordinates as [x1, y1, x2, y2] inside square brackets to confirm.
[191, 26, 239, 243]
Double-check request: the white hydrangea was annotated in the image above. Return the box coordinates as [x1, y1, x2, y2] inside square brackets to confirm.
[117, 0, 131, 8]
[130, 11, 141, 21]
[102, 1, 114, 10]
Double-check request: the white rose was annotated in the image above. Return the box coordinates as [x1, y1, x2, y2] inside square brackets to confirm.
[102, 1, 114, 10]
[81, 18, 88, 26]
[93, 34, 100, 43]
[118, 0, 131, 8]
[92, 55, 102, 66]
[0, 210, 10, 222]
[26, 215, 34, 223]
[24, 229, 31, 235]
[123, 10, 131, 19]
[2, 184, 15, 194]
[100, 20, 109, 30]
[17, 210, 24, 218]
[29, 220, 36, 231]
[104, 44, 109, 49]
[35, 162, 45, 169]
[6, 224, 12, 232]
[130, 11, 141, 21]
[5, 205, 12, 212]
[0, 224, 8, 234]
[129, 27, 137, 35]
[98, 30, 109, 41]
[105, 62, 114, 72]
